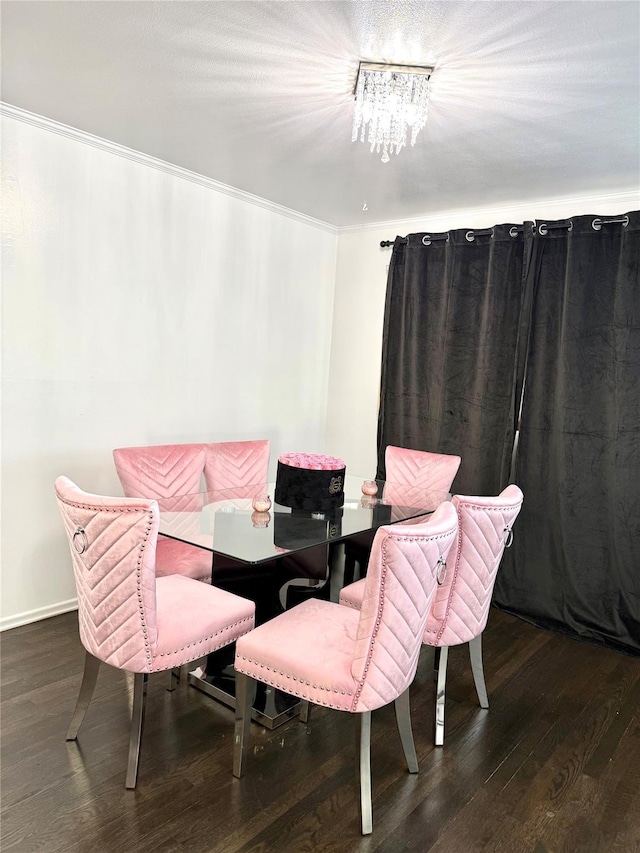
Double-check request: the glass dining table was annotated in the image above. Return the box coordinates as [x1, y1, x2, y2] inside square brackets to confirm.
[157, 475, 448, 728]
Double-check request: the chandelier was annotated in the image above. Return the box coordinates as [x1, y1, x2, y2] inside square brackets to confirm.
[352, 62, 433, 163]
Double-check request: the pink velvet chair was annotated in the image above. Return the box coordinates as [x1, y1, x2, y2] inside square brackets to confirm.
[55, 476, 255, 788]
[384, 445, 462, 513]
[233, 502, 458, 835]
[344, 445, 462, 583]
[113, 443, 211, 583]
[203, 440, 270, 496]
[340, 485, 524, 746]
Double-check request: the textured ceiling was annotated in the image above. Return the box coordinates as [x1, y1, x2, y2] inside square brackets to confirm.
[2, 0, 639, 226]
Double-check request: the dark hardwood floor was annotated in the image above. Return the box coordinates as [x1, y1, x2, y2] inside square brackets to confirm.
[2, 608, 639, 852]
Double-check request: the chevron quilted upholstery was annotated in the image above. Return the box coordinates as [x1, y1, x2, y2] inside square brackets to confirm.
[384, 446, 461, 511]
[235, 502, 458, 714]
[113, 444, 209, 580]
[55, 476, 255, 673]
[113, 444, 205, 499]
[340, 485, 524, 649]
[55, 476, 160, 672]
[203, 440, 269, 497]
[351, 503, 458, 711]
[423, 485, 524, 647]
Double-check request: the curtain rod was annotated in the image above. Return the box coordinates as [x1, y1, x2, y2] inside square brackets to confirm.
[380, 215, 630, 247]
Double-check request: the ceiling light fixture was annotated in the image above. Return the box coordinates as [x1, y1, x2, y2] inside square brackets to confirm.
[352, 61, 433, 163]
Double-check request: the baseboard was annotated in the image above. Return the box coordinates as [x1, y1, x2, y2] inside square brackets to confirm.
[0, 598, 78, 632]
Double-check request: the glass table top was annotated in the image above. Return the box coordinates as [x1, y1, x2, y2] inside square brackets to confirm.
[157, 475, 448, 564]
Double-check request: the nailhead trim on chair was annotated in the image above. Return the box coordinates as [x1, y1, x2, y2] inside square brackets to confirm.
[233, 665, 353, 709]
[430, 499, 523, 645]
[155, 615, 254, 664]
[352, 527, 455, 710]
[60, 498, 156, 670]
[235, 655, 355, 699]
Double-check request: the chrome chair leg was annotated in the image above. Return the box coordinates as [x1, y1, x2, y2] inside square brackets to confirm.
[469, 634, 489, 709]
[66, 651, 101, 741]
[435, 645, 449, 747]
[394, 687, 418, 773]
[358, 711, 373, 835]
[299, 700, 311, 725]
[125, 673, 148, 789]
[233, 672, 255, 778]
[433, 647, 441, 680]
[167, 664, 190, 691]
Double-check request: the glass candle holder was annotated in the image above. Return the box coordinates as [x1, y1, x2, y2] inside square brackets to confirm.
[251, 510, 271, 528]
[361, 480, 378, 496]
[252, 494, 272, 513]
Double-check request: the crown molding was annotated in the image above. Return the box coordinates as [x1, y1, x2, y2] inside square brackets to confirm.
[337, 190, 640, 235]
[1, 102, 337, 235]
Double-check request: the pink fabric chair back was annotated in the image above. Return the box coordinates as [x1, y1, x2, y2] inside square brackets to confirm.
[54, 476, 160, 673]
[351, 502, 458, 712]
[203, 440, 270, 497]
[113, 444, 205, 501]
[424, 485, 524, 647]
[384, 446, 461, 510]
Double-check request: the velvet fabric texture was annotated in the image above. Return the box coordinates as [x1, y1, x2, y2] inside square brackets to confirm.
[340, 486, 524, 648]
[493, 213, 640, 655]
[378, 212, 639, 654]
[377, 225, 526, 495]
[54, 476, 255, 672]
[275, 459, 346, 512]
[113, 443, 211, 582]
[235, 502, 458, 712]
[203, 440, 270, 496]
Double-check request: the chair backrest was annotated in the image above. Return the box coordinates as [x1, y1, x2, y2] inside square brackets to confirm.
[203, 440, 270, 496]
[385, 445, 462, 496]
[423, 484, 524, 647]
[351, 501, 458, 712]
[54, 476, 160, 673]
[113, 444, 206, 500]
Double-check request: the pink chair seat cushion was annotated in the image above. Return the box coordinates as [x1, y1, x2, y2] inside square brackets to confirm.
[339, 578, 367, 611]
[153, 575, 255, 670]
[340, 487, 524, 650]
[155, 537, 211, 582]
[235, 598, 361, 711]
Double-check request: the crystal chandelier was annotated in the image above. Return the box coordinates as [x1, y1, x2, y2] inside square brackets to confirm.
[352, 62, 433, 163]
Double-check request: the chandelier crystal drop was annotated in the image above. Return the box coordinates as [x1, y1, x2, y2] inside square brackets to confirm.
[352, 62, 433, 163]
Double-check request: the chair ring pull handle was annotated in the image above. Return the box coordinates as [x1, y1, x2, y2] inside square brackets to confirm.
[503, 527, 513, 548]
[422, 235, 431, 246]
[436, 555, 447, 586]
[73, 526, 88, 555]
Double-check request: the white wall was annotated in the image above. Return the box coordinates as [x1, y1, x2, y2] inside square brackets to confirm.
[325, 191, 640, 476]
[1, 114, 338, 629]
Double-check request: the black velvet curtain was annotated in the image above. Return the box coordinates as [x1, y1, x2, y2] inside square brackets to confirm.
[377, 212, 640, 654]
[494, 212, 640, 655]
[376, 225, 526, 494]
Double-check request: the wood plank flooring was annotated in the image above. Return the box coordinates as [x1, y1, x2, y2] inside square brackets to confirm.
[1, 609, 639, 852]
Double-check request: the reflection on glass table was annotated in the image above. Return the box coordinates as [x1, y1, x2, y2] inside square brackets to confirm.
[157, 475, 450, 728]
